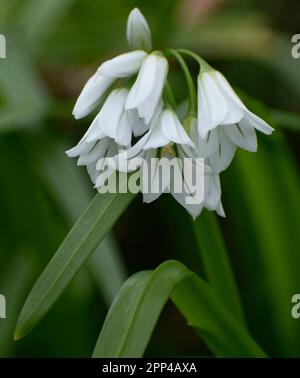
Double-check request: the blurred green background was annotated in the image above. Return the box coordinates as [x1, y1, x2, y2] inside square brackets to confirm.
[0, 0, 300, 357]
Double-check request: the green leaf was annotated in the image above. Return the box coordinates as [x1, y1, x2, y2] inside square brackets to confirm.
[15, 187, 136, 340]
[36, 138, 128, 305]
[227, 131, 300, 356]
[93, 260, 265, 357]
[192, 211, 245, 326]
[172, 272, 265, 357]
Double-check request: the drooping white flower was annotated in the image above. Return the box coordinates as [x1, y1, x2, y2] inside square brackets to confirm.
[68, 7, 275, 220]
[143, 109, 194, 150]
[197, 69, 274, 138]
[125, 52, 169, 124]
[136, 141, 223, 219]
[83, 88, 132, 147]
[176, 122, 225, 217]
[127, 8, 152, 52]
[73, 51, 147, 120]
[110, 108, 193, 172]
[191, 124, 236, 174]
[67, 88, 134, 178]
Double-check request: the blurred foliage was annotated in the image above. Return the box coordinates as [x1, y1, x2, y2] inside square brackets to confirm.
[0, 0, 299, 357]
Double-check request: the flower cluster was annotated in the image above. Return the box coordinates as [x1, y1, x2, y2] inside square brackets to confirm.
[67, 8, 274, 219]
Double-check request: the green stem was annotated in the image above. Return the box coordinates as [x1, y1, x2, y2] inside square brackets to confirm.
[166, 49, 197, 117]
[164, 80, 176, 109]
[176, 49, 212, 72]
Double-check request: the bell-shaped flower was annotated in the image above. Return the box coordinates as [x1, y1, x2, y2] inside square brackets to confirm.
[127, 8, 152, 51]
[111, 108, 194, 172]
[73, 51, 147, 119]
[197, 69, 274, 138]
[82, 88, 132, 147]
[125, 52, 169, 124]
[192, 97, 264, 173]
[140, 144, 224, 219]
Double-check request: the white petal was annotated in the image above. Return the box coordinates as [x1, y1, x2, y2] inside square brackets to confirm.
[65, 136, 96, 158]
[208, 129, 236, 173]
[126, 54, 168, 124]
[86, 161, 98, 184]
[73, 73, 115, 119]
[219, 94, 244, 125]
[77, 138, 111, 166]
[125, 54, 158, 108]
[161, 110, 194, 147]
[116, 112, 132, 147]
[216, 201, 226, 217]
[212, 71, 245, 125]
[195, 128, 219, 157]
[204, 171, 222, 211]
[197, 71, 227, 138]
[127, 109, 149, 137]
[213, 71, 274, 135]
[213, 71, 246, 110]
[98, 50, 147, 78]
[112, 131, 150, 172]
[137, 97, 164, 125]
[224, 122, 257, 152]
[244, 110, 274, 135]
[127, 8, 152, 51]
[87, 89, 127, 142]
[171, 191, 204, 219]
[143, 120, 170, 150]
[141, 151, 164, 203]
[84, 112, 105, 142]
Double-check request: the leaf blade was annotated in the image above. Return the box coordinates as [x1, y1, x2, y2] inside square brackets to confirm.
[93, 260, 265, 357]
[15, 189, 136, 340]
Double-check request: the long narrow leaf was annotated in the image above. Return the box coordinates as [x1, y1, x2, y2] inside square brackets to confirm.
[37, 139, 128, 305]
[227, 131, 300, 355]
[15, 188, 136, 340]
[93, 260, 265, 357]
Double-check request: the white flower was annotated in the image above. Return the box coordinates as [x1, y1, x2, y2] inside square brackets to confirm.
[125, 52, 169, 124]
[111, 108, 193, 172]
[73, 51, 147, 120]
[143, 109, 194, 150]
[191, 125, 236, 174]
[196, 120, 259, 173]
[177, 121, 225, 217]
[83, 88, 132, 147]
[196, 70, 274, 172]
[68, 7, 275, 220]
[197, 69, 274, 138]
[127, 8, 152, 52]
